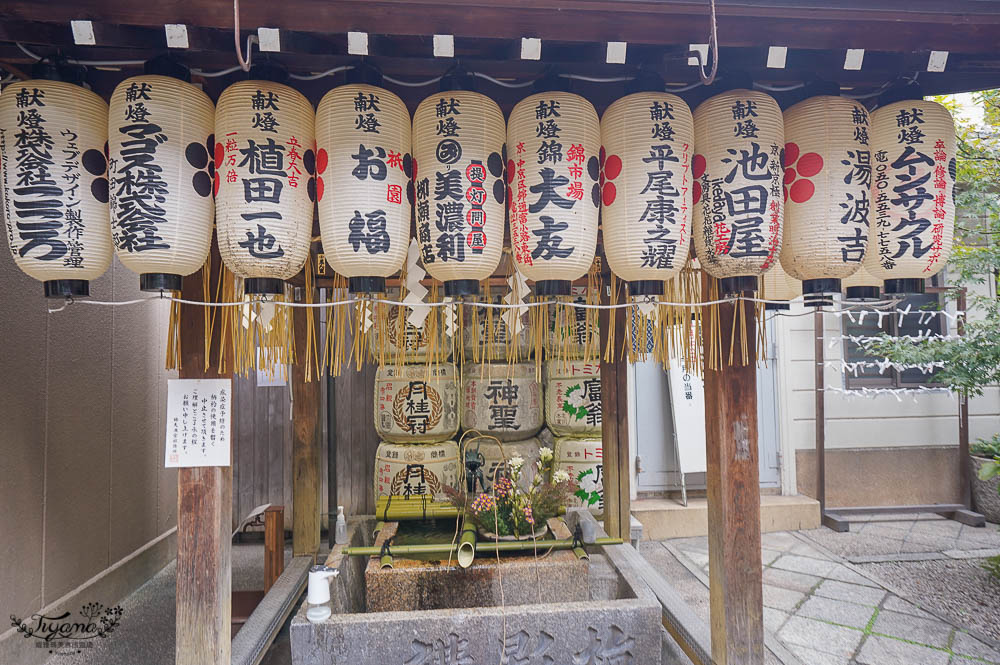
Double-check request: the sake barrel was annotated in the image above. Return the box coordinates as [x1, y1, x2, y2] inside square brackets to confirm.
[473, 437, 541, 494]
[462, 363, 543, 441]
[547, 286, 599, 359]
[374, 440, 460, 499]
[462, 298, 532, 362]
[374, 363, 459, 443]
[369, 292, 449, 362]
[544, 359, 602, 436]
[554, 437, 603, 516]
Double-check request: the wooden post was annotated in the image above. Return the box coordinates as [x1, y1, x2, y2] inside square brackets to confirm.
[292, 290, 321, 557]
[600, 274, 631, 540]
[264, 506, 285, 591]
[176, 243, 232, 665]
[702, 277, 764, 665]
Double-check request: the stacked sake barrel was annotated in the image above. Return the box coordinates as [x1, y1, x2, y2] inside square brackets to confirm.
[545, 354, 604, 516]
[369, 287, 448, 363]
[373, 362, 461, 501]
[461, 362, 543, 492]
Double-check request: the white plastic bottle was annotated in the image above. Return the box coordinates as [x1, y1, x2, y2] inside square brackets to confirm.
[334, 506, 347, 545]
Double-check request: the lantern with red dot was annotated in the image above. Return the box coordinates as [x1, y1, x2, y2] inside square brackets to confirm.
[691, 89, 784, 296]
[779, 95, 871, 305]
[600, 92, 693, 296]
[507, 92, 600, 296]
[215, 80, 315, 295]
[0, 77, 112, 298]
[866, 92, 956, 295]
[316, 84, 411, 294]
[108, 73, 215, 292]
[412, 90, 506, 297]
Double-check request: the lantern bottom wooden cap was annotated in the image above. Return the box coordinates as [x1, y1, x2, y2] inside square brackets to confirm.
[244, 277, 287, 295]
[803, 278, 841, 297]
[845, 286, 881, 302]
[883, 278, 925, 296]
[765, 303, 791, 311]
[44, 279, 89, 299]
[628, 280, 664, 297]
[720, 276, 758, 297]
[349, 276, 386, 294]
[533, 280, 572, 297]
[444, 279, 480, 298]
[140, 273, 182, 293]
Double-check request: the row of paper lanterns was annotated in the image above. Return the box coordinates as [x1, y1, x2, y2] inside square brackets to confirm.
[0, 74, 955, 300]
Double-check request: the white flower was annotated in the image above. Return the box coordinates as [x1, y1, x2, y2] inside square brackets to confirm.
[552, 470, 570, 484]
[565, 390, 587, 408]
[538, 446, 553, 461]
[508, 456, 525, 470]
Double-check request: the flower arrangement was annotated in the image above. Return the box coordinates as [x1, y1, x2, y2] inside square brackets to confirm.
[446, 445, 576, 539]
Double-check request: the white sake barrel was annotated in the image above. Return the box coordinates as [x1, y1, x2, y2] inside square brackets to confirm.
[462, 298, 532, 361]
[370, 289, 448, 362]
[547, 286, 599, 359]
[471, 437, 541, 494]
[461, 363, 543, 441]
[544, 359, 602, 436]
[374, 363, 459, 443]
[554, 437, 603, 516]
[374, 440, 460, 499]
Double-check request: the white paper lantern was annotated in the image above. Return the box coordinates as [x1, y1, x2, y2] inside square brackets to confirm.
[0, 79, 111, 297]
[317, 84, 411, 293]
[781, 95, 872, 301]
[692, 89, 784, 296]
[108, 75, 215, 291]
[762, 261, 802, 310]
[868, 99, 956, 294]
[507, 92, 600, 295]
[215, 80, 315, 294]
[412, 90, 506, 296]
[842, 260, 881, 301]
[600, 92, 693, 295]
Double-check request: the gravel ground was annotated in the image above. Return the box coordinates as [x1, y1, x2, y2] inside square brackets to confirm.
[857, 557, 1000, 642]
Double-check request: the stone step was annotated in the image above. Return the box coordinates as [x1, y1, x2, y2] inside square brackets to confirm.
[632, 494, 821, 540]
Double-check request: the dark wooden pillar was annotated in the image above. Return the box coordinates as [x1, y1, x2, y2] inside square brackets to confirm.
[176, 243, 232, 665]
[599, 274, 631, 540]
[264, 505, 285, 591]
[702, 277, 764, 665]
[292, 291, 321, 557]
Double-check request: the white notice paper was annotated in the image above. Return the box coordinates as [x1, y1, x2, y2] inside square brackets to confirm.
[165, 379, 232, 468]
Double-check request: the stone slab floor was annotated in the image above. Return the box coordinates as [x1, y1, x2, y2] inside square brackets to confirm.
[643, 513, 1000, 665]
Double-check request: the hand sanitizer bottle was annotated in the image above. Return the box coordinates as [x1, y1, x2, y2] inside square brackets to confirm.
[334, 506, 348, 545]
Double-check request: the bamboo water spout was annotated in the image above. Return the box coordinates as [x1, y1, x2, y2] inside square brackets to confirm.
[343, 537, 623, 558]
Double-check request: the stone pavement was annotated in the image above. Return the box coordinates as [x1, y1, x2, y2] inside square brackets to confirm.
[644, 513, 1000, 665]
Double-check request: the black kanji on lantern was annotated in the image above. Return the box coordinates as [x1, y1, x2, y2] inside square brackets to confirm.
[238, 223, 285, 258]
[348, 209, 391, 254]
[528, 168, 575, 213]
[531, 216, 574, 260]
[351, 144, 387, 181]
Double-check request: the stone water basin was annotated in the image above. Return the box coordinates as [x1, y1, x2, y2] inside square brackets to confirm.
[290, 510, 663, 664]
